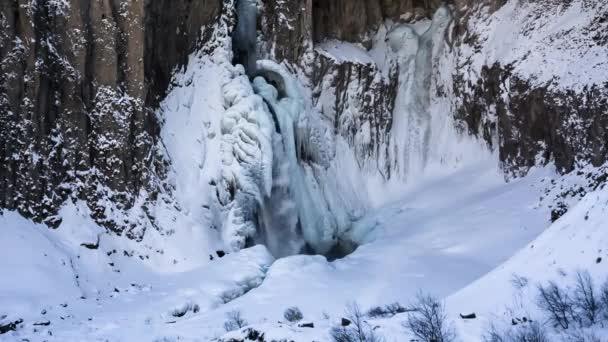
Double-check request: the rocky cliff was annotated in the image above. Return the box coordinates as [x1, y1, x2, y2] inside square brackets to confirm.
[1, 0, 607, 242]
[0, 0, 221, 235]
[259, 0, 607, 180]
[450, 0, 608, 177]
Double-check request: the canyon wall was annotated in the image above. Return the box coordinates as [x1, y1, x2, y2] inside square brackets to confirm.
[1, 0, 607, 243]
[0, 0, 221, 235]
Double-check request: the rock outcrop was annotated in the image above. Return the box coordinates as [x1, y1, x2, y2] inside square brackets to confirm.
[450, 0, 608, 177]
[1, 0, 607, 240]
[312, 0, 445, 47]
[260, 0, 608, 181]
[0, 0, 222, 235]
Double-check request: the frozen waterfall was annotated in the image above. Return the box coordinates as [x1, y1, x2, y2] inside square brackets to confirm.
[218, 59, 359, 258]
[218, 3, 455, 258]
[387, 6, 453, 180]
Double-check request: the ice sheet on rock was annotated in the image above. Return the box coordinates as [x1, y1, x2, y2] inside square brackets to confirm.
[233, 0, 258, 75]
[219, 65, 275, 252]
[386, 6, 454, 181]
[253, 71, 337, 256]
[250, 60, 360, 257]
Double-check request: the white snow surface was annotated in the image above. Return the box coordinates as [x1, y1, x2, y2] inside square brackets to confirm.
[4, 159, 593, 341]
[461, 0, 608, 91]
[1, 0, 608, 341]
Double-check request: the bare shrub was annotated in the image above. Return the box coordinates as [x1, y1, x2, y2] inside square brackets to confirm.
[572, 271, 600, 326]
[537, 281, 575, 329]
[224, 310, 247, 332]
[483, 324, 509, 342]
[483, 323, 549, 342]
[284, 306, 303, 322]
[563, 328, 603, 342]
[330, 302, 384, 342]
[511, 274, 529, 290]
[367, 302, 408, 318]
[601, 279, 608, 322]
[510, 323, 549, 342]
[403, 293, 455, 342]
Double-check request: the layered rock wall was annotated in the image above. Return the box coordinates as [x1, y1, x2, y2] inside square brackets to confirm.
[0, 0, 221, 234]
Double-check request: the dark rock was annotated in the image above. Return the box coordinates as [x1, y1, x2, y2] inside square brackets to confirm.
[80, 235, 100, 250]
[341, 318, 351, 326]
[460, 313, 477, 319]
[454, 62, 608, 179]
[216, 250, 226, 258]
[246, 328, 264, 340]
[0, 318, 23, 334]
[551, 202, 569, 223]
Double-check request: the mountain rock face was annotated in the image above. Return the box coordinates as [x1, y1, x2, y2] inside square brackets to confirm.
[0, 0, 221, 235]
[1, 0, 607, 244]
[260, 0, 608, 179]
[450, 1, 608, 177]
[311, 0, 445, 46]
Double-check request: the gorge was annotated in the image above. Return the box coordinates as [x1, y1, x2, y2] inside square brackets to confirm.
[1, 0, 607, 341]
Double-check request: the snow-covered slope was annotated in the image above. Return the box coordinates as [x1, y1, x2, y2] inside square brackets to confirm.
[0, 159, 569, 341]
[1, 0, 607, 341]
[448, 180, 608, 341]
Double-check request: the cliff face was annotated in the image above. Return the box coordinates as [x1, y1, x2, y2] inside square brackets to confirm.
[0, 0, 221, 235]
[260, 0, 608, 180]
[1, 0, 607, 239]
[311, 0, 445, 46]
[450, 0, 608, 177]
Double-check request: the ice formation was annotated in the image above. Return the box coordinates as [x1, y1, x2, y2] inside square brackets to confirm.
[387, 6, 453, 180]
[214, 1, 366, 258]
[220, 5, 459, 258]
[218, 58, 358, 257]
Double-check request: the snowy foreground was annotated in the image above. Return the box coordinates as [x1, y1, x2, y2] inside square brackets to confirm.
[2, 160, 606, 341]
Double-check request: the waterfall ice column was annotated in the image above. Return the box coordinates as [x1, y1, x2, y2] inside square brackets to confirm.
[253, 61, 339, 256]
[219, 59, 351, 257]
[387, 6, 453, 180]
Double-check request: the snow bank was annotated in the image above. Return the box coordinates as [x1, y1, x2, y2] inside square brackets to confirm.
[448, 182, 608, 341]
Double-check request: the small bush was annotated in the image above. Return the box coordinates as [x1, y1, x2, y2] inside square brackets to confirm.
[403, 293, 455, 342]
[572, 271, 600, 326]
[330, 302, 384, 342]
[284, 306, 303, 322]
[224, 310, 247, 332]
[511, 274, 529, 290]
[483, 323, 549, 342]
[537, 281, 575, 329]
[483, 324, 508, 342]
[563, 328, 602, 342]
[601, 279, 608, 322]
[367, 302, 408, 318]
